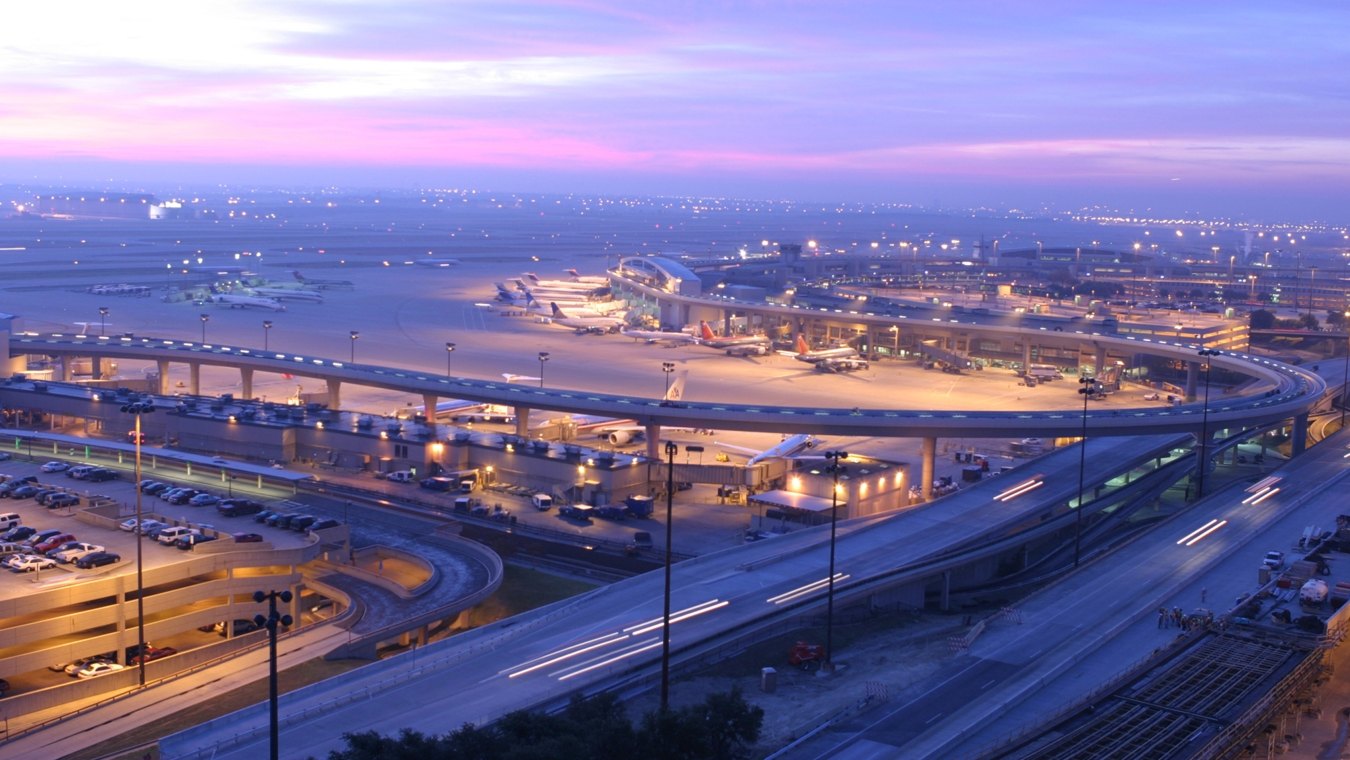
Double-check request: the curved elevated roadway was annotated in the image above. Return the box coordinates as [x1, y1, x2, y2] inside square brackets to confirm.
[5, 331, 1327, 440]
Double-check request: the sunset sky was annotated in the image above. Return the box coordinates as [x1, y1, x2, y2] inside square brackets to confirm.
[1, 2, 1346, 220]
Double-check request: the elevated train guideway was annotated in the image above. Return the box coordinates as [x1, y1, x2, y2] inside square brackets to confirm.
[2, 328, 1327, 499]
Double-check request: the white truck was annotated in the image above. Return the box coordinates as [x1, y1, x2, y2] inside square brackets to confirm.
[1300, 579, 1329, 605]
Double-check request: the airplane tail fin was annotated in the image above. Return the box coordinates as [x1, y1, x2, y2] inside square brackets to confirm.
[565, 268, 581, 278]
[292, 271, 306, 282]
[700, 321, 716, 340]
[550, 302, 565, 318]
[795, 334, 811, 355]
[664, 370, 689, 402]
[524, 273, 541, 284]
[525, 291, 537, 307]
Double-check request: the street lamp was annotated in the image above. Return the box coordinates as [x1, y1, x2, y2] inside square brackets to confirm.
[662, 361, 675, 398]
[262, 320, 273, 351]
[823, 450, 849, 673]
[1075, 376, 1095, 568]
[253, 588, 294, 760]
[660, 440, 678, 713]
[538, 352, 550, 388]
[121, 399, 155, 687]
[445, 342, 456, 377]
[1196, 349, 1221, 499]
[199, 313, 209, 343]
[349, 330, 359, 363]
[98, 306, 109, 336]
[1341, 312, 1349, 431]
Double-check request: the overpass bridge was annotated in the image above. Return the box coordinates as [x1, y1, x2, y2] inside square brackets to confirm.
[1, 328, 1328, 500]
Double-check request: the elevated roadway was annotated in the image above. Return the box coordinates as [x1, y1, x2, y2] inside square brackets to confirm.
[152, 431, 1189, 759]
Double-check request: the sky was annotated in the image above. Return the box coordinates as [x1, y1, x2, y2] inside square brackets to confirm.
[1, 1, 1348, 222]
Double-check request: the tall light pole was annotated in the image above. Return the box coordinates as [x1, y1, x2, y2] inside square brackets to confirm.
[890, 325, 899, 358]
[121, 399, 155, 686]
[1196, 349, 1221, 499]
[98, 306, 109, 336]
[1307, 266, 1318, 317]
[262, 320, 273, 351]
[824, 450, 848, 673]
[1075, 376, 1095, 568]
[445, 342, 456, 377]
[253, 589, 294, 760]
[1341, 311, 1349, 431]
[349, 330, 359, 363]
[662, 361, 675, 398]
[660, 440, 678, 713]
[537, 352, 549, 388]
[199, 313, 209, 343]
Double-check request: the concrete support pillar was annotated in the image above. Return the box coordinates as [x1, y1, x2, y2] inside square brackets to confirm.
[921, 436, 936, 502]
[1021, 342, 1032, 370]
[156, 360, 170, 395]
[421, 393, 437, 419]
[326, 378, 341, 410]
[240, 368, 254, 400]
[1185, 361, 1199, 401]
[188, 362, 201, 396]
[1093, 345, 1106, 377]
[941, 570, 951, 612]
[59, 358, 72, 382]
[514, 407, 531, 437]
[645, 422, 660, 460]
[92, 355, 103, 380]
[1292, 413, 1309, 456]
[723, 312, 732, 337]
[418, 625, 429, 646]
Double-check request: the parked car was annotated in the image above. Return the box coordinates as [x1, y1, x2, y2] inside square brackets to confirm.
[46, 493, 80, 509]
[156, 526, 197, 546]
[231, 532, 264, 543]
[218, 499, 265, 517]
[138, 520, 169, 537]
[75, 551, 121, 569]
[8, 485, 40, 500]
[33, 489, 61, 505]
[166, 489, 201, 505]
[34, 533, 78, 554]
[129, 645, 176, 664]
[215, 619, 261, 637]
[254, 510, 277, 524]
[39, 461, 70, 473]
[76, 661, 126, 678]
[24, 529, 64, 548]
[141, 481, 171, 495]
[8, 554, 56, 572]
[289, 515, 317, 532]
[310, 518, 340, 531]
[84, 468, 119, 482]
[3, 526, 36, 542]
[265, 513, 294, 528]
[64, 655, 112, 676]
[188, 493, 220, 507]
[176, 533, 217, 550]
[52, 542, 104, 564]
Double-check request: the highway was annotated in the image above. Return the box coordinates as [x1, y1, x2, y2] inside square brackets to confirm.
[798, 429, 1350, 759]
[6, 331, 1326, 439]
[154, 432, 1185, 759]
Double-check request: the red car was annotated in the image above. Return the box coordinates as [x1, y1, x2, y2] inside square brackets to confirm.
[129, 645, 177, 664]
[33, 533, 76, 554]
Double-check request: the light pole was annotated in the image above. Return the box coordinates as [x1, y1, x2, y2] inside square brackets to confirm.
[199, 313, 209, 343]
[121, 399, 155, 687]
[262, 320, 273, 351]
[824, 450, 848, 673]
[1196, 349, 1220, 498]
[889, 325, 899, 358]
[98, 306, 109, 336]
[538, 352, 549, 388]
[253, 588, 294, 760]
[445, 342, 456, 377]
[661, 440, 678, 713]
[1341, 312, 1349, 431]
[349, 330, 359, 363]
[1075, 376, 1095, 568]
[662, 361, 675, 398]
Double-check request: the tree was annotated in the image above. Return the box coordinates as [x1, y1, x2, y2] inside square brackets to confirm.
[1248, 309, 1276, 330]
[1327, 310, 1347, 329]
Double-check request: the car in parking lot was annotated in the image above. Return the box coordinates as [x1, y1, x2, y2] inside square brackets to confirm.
[46, 493, 80, 509]
[310, 518, 340, 531]
[288, 515, 317, 532]
[254, 510, 277, 524]
[176, 533, 217, 550]
[3, 526, 36, 542]
[128, 645, 177, 664]
[75, 551, 121, 569]
[142, 522, 171, 539]
[63, 655, 114, 676]
[34, 533, 78, 554]
[166, 489, 202, 505]
[232, 532, 264, 543]
[7, 554, 56, 572]
[24, 529, 64, 548]
[84, 468, 119, 482]
[188, 493, 220, 507]
[52, 542, 104, 563]
[76, 661, 126, 678]
[156, 526, 197, 545]
[217, 499, 265, 517]
[141, 481, 171, 495]
[8, 485, 40, 500]
[33, 489, 61, 505]
[39, 461, 70, 473]
[265, 512, 294, 528]
[215, 619, 261, 637]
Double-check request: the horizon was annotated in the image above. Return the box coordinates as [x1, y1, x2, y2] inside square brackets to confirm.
[2, 3, 1349, 224]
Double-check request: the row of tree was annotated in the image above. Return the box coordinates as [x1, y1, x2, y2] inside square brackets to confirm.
[322, 688, 765, 760]
[1248, 309, 1345, 331]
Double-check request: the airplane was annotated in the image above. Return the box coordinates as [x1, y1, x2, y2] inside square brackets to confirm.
[251, 287, 324, 302]
[412, 399, 515, 423]
[413, 258, 461, 268]
[791, 334, 859, 363]
[291, 270, 355, 290]
[715, 433, 821, 465]
[697, 321, 771, 349]
[548, 303, 625, 330]
[512, 278, 608, 302]
[620, 327, 700, 345]
[209, 294, 286, 311]
[502, 373, 542, 384]
[523, 273, 607, 293]
[564, 268, 609, 285]
[522, 291, 625, 317]
[533, 371, 688, 445]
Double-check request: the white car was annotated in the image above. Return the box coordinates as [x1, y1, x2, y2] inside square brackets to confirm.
[8, 554, 56, 572]
[52, 542, 104, 564]
[40, 461, 70, 473]
[76, 661, 125, 678]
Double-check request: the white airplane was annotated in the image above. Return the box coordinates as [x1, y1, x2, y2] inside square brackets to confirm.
[251, 287, 323, 303]
[549, 303, 625, 330]
[502, 373, 542, 384]
[620, 327, 700, 345]
[715, 433, 822, 465]
[513, 278, 608, 302]
[697, 321, 771, 349]
[791, 334, 858, 363]
[210, 294, 286, 311]
[522, 291, 625, 317]
[564, 268, 609, 285]
[413, 258, 461, 268]
[291, 270, 355, 290]
[523, 272, 607, 293]
[533, 371, 688, 445]
[416, 399, 514, 423]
